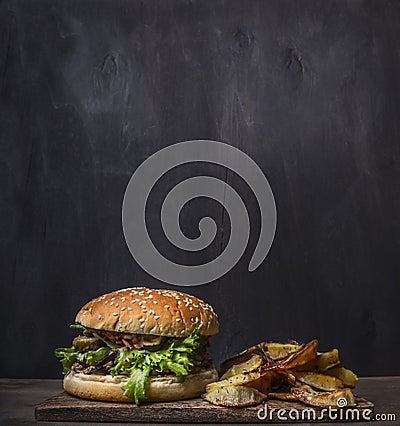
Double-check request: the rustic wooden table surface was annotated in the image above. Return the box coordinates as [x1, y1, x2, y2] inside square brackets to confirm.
[0, 377, 399, 425]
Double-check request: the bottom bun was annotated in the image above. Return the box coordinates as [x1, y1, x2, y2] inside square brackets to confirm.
[64, 368, 218, 403]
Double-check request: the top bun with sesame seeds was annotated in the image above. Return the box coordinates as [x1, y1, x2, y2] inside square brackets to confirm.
[75, 287, 219, 337]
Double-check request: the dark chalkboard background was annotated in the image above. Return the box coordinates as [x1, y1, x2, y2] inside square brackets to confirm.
[1, 0, 400, 379]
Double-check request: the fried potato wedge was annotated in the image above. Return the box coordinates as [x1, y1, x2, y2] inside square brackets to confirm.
[325, 366, 358, 388]
[220, 354, 263, 380]
[291, 387, 356, 408]
[202, 385, 267, 407]
[268, 392, 299, 402]
[266, 343, 302, 360]
[219, 342, 270, 376]
[296, 349, 340, 372]
[272, 340, 318, 371]
[274, 369, 297, 386]
[211, 338, 358, 410]
[295, 383, 320, 394]
[247, 371, 273, 393]
[293, 371, 344, 391]
[206, 371, 261, 393]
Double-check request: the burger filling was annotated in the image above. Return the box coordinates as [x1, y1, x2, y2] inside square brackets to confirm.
[55, 325, 212, 404]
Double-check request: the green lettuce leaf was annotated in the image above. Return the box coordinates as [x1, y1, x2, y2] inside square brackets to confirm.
[54, 347, 78, 375]
[77, 347, 112, 365]
[109, 327, 205, 403]
[56, 327, 207, 404]
[122, 366, 151, 404]
[69, 323, 85, 330]
[54, 346, 112, 374]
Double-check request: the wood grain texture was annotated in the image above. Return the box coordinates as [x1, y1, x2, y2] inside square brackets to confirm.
[3, 378, 396, 426]
[35, 392, 374, 423]
[1, 0, 400, 380]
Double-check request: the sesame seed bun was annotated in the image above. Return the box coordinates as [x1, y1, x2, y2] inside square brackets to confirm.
[75, 287, 219, 337]
[64, 368, 219, 402]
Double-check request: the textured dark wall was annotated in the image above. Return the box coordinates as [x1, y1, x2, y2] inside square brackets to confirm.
[1, 0, 400, 378]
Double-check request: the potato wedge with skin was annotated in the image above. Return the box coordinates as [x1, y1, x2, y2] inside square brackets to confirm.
[246, 371, 273, 393]
[268, 392, 299, 402]
[291, 387, 356, 408]
[295, 383, 320, 394]
[296, 349, 340, 372]
[293, 371, 344, 391]
[202, 385, 267, 407]
[267, 383, 317, 401]
[219, 342, 270, 375]
[220, 354, 263, 380]
[269, 340, 318, 371]
[325, 366, 358, 388]
[206, 371, 261, 393]
[214, 338, 358, 410]
[266, 343, 302, 360]
[274, 370, 297, 386]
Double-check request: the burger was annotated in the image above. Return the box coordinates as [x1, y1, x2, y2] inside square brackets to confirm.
[55, 287, 219, 404]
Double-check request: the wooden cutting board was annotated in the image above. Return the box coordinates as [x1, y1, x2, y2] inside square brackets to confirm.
[35, 392, 374, 423]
